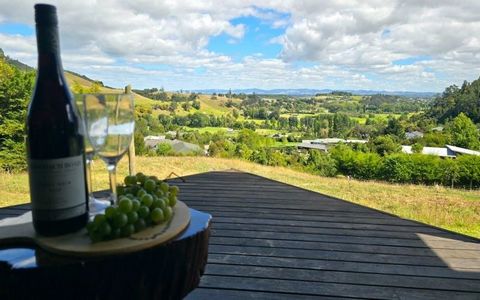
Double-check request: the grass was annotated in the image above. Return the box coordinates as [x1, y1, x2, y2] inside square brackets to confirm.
[272, 141, 299, 147]
[182, 126, 233, 134]
[2, 156, 479, 238]
[255, 129, 281, 135]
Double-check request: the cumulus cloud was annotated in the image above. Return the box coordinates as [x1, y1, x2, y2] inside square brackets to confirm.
[0, 0, 479, 91]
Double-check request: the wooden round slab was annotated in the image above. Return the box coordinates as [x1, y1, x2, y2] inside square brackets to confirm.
[0, 201, 190, 257]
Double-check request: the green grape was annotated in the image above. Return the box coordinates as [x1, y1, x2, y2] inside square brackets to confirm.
[131, 199, 141, 212]
[168, 195, 177, 207]
[124, 175, 137, 186]
[141, 194, 153, 207]
[127, 211, 139, 224]
[148, 175, 159, 182]
[99, 222, 112, 237]
[113, 212, 128, 228]
[163, 206, 173, 221]
[154, 189, 164, 198]
[86, 221, 96, 234]
[112, 228, 122, 239]
[130, 185, 140, 195]
[159, 182, 169, 193]
[169, 185, 180, 196]
[89, 172, 181, 242]
[150, 207, 165, 224]
[144, 179, 156, 192]
[134, 218, 147, 232]
[121, 224, 135, 237]
[116, 185, 125, 196]
[136, 172, 146, 185]
[152, 198, 166, 210]
[105, 206, 117, 220]
[118, 198, 133, 213]
[93, 214, 107, 227]
[138, 205, 150, 219]
[136, 188, 147, 198]
[90, 230, 103, 242]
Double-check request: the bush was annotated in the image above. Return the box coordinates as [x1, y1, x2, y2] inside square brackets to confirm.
[156, 143, 173, 156]
[305, 150, 337, 177]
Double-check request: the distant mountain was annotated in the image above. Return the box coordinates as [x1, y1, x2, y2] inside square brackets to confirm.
[1, 49, 438, 98]
[191, 88, 438, 98]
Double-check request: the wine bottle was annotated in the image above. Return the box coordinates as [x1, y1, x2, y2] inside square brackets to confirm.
[26, 4, 88, 236]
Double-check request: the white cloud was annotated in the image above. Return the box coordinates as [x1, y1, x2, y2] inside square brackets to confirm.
[0, 0, 479, 91]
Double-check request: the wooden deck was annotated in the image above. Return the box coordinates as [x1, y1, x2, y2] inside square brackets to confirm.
[2, 170, 480, 299]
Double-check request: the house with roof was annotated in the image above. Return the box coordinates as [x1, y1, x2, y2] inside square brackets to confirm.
[144, 136, 205, 155]
[297, 138, 368, 152]
[401, 144, 480, 158]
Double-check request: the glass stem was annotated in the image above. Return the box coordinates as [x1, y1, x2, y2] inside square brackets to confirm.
[85, 154, 94, 200]
[107, 163, 117, 205]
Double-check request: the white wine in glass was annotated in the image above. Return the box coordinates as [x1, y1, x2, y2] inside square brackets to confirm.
[84, 93, 134, 204]
[75, 94, 110, 214]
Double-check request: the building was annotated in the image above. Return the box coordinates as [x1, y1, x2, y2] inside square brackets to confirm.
[401, 144, 480, 158]
[144, 136, 204, 155]
[405, 131, 424, 140]
[298, 138, 368, 152]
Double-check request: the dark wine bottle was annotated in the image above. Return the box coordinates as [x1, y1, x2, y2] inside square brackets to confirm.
[26, 4, 88, 236]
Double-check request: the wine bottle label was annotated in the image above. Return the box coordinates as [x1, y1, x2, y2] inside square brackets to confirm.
[28, 155, 87, 221]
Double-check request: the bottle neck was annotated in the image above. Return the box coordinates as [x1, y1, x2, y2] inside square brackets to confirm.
[36, 24, 63, 74]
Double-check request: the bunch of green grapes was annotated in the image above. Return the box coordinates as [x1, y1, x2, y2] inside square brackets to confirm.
[86, 172, 180, 242]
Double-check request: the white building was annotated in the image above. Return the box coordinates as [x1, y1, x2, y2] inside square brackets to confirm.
[298, 138, 368, 152]
[401, 144, 480, 158]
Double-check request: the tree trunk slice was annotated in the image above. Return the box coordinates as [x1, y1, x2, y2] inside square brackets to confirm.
[0, 208, 211, 300]
[0, 201, 190, 257]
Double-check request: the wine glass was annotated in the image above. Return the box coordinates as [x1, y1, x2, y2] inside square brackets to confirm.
[75, 94, 110, 214]
[84, 93, 135, 204]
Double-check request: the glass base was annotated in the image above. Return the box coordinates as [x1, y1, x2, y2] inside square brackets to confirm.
[88, 197, 111, 217]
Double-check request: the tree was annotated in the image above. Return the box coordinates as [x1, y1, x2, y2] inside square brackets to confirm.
[0, 57, 35, 171]
[368, 135, 401, 156]
[384, 117, 405, 139]
[192, 100, 201, 110]
[134, 131, 147, 155]
[168, 102, 178, 113]
[71, 80, 84, 94]
[181, 102, 191, 111]
[305, 150, 337, 177]
[457, 155, 480, 188]
[445, 113, 480, 149]
[412, 143, 423, 153]
[232, 108, 239, 119]
[88, 81, 101, 93]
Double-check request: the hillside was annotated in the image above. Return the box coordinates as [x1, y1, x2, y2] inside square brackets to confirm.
[64, 71, 240, 117]
[0, 48, 33, 71]
[1, 156, 479, 238]
[427, 77, 480, 123]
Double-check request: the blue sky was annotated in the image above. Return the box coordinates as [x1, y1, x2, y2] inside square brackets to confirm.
[207, 16, 284, 62]
[1, 1, 480, 92]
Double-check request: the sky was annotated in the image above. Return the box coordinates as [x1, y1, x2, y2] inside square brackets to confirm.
[1, 0, 480, 92]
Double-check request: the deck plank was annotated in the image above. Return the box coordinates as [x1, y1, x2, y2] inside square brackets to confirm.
[2, 170, 479, 299]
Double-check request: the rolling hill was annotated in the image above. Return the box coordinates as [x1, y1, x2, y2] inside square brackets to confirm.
[64, 71, 239, 117]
